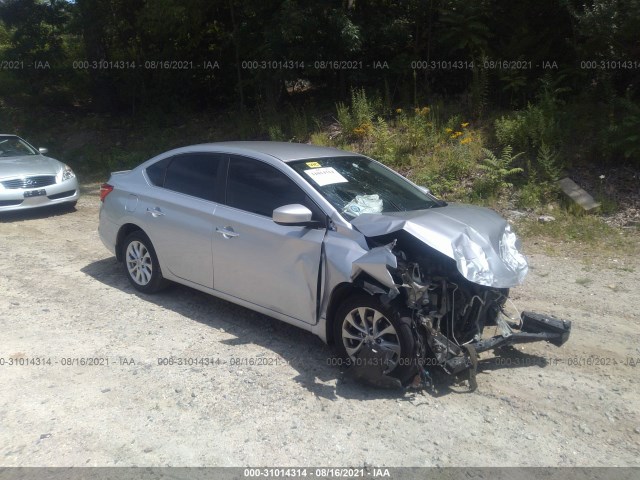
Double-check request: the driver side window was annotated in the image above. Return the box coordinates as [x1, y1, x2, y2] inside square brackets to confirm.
[226, 156, 323, 220]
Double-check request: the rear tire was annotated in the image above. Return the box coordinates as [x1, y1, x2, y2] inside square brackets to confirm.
[334, 293, 416, 385]
[121, 231, 167, 294]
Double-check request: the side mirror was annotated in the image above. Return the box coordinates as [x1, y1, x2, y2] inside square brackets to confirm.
[273, 204, 319, 227]
[418, 186, 431, 195]
[38, 147, 48, 155]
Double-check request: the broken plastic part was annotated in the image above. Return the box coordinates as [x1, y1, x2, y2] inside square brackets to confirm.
[351, 241, 397, 290]
[473, 312, 572, 352]
[520, 312, 572, 347]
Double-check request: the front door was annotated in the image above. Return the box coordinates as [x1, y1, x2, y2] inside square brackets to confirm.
[212, 156, 325, 324]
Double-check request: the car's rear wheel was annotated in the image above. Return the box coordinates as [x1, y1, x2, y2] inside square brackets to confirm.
[122, 231, 167, 294]
[334, 293, 416, 384]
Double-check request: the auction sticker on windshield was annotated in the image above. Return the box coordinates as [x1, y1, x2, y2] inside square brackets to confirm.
[304, 167, 348, 186]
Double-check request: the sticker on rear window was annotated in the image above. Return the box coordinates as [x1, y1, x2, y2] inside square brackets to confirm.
[304, 167, 348, 187]
[305, 161, 322, 168]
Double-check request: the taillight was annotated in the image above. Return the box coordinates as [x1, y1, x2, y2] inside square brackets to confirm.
[100, 183, 114, 202]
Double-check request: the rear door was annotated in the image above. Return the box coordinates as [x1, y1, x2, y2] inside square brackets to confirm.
[211, 155, 325, 324]
[141, 152, 225, 288]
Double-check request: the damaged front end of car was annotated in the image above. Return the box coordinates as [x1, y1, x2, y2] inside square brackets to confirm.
[336, 206, 571, 391]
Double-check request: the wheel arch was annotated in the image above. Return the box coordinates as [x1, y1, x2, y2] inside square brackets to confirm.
[324, 273, 395, 346]
[115, 223, 144, 262]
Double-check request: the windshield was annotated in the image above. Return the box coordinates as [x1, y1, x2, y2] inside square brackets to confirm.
[0, 136, 38, 157]
[290, 156, 441, 220]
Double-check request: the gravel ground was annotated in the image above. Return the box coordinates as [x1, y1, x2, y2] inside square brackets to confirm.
[1, 184, 639, 467]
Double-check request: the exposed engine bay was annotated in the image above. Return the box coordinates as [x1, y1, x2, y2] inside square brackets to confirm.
[347, 233, 572, 391]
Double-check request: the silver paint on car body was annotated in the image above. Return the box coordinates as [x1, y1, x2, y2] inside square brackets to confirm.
[211, 203, 324, 324]
[0, 136, 80, 212]
[0, 154, 62, 178]
[99, 141, 530, 347]
[272, 203, 313, 224]
[350, 204, 528, 288]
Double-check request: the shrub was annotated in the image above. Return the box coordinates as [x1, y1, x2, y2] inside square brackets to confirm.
[604, 94, 640, 165]
[494, 103, 561, 154]
[536, 143, 563, 182]
[336, 88, 380, 140]
[476, 146, 524, 198]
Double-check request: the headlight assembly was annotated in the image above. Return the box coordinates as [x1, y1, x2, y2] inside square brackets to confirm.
[60, 164, 75, 182]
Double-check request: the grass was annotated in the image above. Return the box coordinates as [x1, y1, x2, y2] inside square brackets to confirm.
[514, 211, 639, 260]
[2, 94, 638, 259]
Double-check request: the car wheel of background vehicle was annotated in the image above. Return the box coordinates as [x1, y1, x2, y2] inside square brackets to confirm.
[334, 293, 416, 384]
[122, 231, 167, 294]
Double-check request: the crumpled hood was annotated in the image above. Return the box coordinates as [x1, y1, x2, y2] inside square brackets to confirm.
[0, 155, 61, 179]
[351, 204, 528, 288]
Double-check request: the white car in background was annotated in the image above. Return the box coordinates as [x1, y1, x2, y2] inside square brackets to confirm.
[0, 134, 79, 213]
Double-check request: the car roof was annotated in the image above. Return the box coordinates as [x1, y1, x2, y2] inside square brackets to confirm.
[193, 141, 358, 163]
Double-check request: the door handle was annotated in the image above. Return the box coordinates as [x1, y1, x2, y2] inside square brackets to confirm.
[216, 226, 239, 239]
[146, 207, 165, 217]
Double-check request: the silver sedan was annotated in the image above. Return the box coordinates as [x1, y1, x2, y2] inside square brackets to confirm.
[98, 142, 570, 389]
[0, 134, 79, 212]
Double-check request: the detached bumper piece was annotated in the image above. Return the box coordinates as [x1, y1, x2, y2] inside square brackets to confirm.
[474, 311, 572, 353]
[418, 311, 571, 393]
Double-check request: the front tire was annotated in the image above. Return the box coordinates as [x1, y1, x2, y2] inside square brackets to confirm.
[121, 231, 167, 294]
[334, 293, 416, 384]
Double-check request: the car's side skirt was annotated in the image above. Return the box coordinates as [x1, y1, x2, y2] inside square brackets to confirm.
[160, 272, 329, 343]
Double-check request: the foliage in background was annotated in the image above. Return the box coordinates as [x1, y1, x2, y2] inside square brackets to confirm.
[1, 0, 639, 201]
[475, 146, 524, 199]
[324, 89, 484, 199]
[0, 1, 637, 114]
[604, 94, 640, 162]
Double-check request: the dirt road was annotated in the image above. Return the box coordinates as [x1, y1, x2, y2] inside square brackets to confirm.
[1, 185, 639, 467]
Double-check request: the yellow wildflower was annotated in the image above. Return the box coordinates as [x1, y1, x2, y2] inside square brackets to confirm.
[445, 127, 453, 133]
[396, 108, 403, 114]
[461, 122, 469, 128]
[460, 137, 472, 145]
[353, 122, 372, 137]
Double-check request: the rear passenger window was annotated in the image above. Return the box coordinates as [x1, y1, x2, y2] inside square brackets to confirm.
[146, 158, 170, 186]
[163, 153, 223, 201]
[226, 156, 311, 217]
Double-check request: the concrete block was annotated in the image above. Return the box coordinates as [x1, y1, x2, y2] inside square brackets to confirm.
[557, 177, 601, 211]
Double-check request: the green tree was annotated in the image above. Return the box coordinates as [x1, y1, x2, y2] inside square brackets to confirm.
[0, 0, 74, 101]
